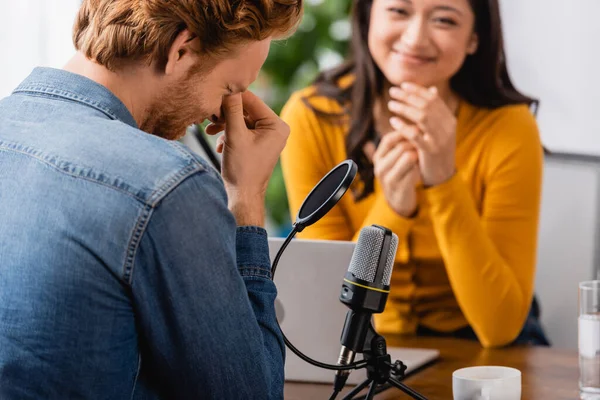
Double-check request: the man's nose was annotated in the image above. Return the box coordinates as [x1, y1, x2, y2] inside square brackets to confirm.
[211, 107, 226, 124]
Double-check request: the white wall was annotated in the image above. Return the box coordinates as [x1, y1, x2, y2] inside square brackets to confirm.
[535, 156, 600, 349]
[494, 3, 600, 347]
[501, 1, 600, 156]
[0, 0, 80, 98]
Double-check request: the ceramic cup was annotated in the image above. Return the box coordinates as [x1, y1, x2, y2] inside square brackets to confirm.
[452, 366, 521, 400]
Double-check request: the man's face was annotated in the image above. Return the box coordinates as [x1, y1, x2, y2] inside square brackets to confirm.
[142, 38, 272, 140]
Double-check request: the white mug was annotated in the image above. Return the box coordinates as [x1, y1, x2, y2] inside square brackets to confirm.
[452, 366, 521, 400]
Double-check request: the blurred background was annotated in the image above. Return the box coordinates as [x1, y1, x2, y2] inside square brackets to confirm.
[1, 0, 600, 350]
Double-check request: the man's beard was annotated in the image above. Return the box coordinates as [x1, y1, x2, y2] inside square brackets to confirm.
[140, 79, 206, 141]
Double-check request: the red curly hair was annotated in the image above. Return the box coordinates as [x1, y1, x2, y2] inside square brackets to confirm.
[73, 0, 303, 70]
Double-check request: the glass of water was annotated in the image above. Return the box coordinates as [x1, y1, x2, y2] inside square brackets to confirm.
[579, 280, 600, 399]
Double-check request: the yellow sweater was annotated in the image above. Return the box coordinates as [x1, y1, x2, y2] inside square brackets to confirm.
[280, 86, 543, 348]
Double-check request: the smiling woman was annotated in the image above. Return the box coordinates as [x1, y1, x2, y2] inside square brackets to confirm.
[280, 0, 548, 348]
[368, 0, 479, 96]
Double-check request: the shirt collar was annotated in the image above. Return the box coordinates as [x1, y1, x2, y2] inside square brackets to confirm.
[13, 67, 138, 129]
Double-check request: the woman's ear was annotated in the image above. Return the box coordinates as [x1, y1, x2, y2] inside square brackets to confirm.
[467, 33, 479, 55]
[164, 29, 198, 76]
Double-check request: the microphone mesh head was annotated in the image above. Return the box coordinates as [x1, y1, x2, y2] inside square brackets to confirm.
[383, 233, 398, 285]
[348, 226, 399, 286]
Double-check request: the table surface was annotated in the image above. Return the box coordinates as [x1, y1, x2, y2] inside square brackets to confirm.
[284, 336, 579, 399]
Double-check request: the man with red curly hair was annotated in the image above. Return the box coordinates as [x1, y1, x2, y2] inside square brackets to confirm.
[0, 1, 302, 399]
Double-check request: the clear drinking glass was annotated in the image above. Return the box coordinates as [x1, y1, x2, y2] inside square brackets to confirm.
[579, 280, 600, 399]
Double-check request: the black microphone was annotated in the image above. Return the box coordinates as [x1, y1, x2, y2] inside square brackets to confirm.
[333, 225, 399, 390]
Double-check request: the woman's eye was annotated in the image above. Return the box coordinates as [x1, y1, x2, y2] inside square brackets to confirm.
[388, 7, 409, 16]
[434, 17, 458, 26]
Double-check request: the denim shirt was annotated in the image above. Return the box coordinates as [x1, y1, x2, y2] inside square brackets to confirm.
[0, 68, 285, 399]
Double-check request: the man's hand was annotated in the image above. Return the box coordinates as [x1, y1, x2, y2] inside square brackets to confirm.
[205, 91, 290, 226]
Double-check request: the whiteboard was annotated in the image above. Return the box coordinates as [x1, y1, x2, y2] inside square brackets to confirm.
[535, 158, 600, 349]
[0, 0, 80, 98]
[500, 1, 600, 156]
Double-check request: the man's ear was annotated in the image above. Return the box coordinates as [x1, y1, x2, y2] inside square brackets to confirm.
[164, 29, 198, 76]
[467, 32, 479, 55]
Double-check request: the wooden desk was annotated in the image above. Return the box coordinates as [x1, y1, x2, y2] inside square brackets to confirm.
[284, 337, 579, 399]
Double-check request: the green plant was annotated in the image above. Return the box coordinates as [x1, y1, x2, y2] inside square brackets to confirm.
[256, 0, 352, 232]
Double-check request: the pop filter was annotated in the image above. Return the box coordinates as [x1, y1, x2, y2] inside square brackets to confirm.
[271, 159, 357, 279]
[294, 160, 358, 232]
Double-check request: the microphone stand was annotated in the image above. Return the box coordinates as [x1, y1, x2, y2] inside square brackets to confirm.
[189, 124, 221, 173]
[334, 323, 428, 400]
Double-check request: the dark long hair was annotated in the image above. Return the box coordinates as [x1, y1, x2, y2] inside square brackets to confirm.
[305, 0, 538, 200]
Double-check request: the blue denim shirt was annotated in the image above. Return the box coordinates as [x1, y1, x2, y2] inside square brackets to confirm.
[0, 68, 285, 399]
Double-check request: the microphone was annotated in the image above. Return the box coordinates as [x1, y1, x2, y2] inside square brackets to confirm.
[333, 225, 399, 390]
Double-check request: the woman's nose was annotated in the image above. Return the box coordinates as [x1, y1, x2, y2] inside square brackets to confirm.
[401, 17, 429, 49]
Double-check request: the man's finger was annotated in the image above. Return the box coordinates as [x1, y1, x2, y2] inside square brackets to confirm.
[222, 93, 246, 132]
[216, 134, 226, 154]
[205, 123, 226, 136]
[244, 115, 256, 130]
[240, 91, 278, 122]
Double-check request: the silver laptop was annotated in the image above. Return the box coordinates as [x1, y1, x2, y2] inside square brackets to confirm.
[268, 237, 439, 384]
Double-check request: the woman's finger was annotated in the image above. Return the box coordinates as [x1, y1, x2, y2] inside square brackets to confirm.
[388, 100, 427, 128]
[389, 117, 424, 142]
[389, 87, 428, 108]
[373, 130, 405, 161]
[399, 82, 437, 101]
[363, 141, 376, 163]
[390, 117, 432, 153]
[383, 150, 418, 188]
[375, 143, 410, 178]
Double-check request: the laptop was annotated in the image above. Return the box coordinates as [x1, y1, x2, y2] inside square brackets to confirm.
[268, 237, 439, 384]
